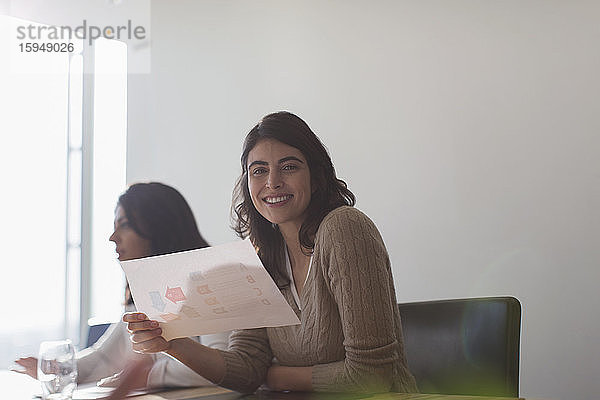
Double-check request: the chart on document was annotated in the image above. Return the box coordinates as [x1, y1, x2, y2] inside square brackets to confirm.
[121, 240, 300, 340]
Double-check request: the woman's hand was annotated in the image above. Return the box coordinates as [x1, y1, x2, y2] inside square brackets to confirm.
[266, 364, 285, 391]
[97, 356, 153, 388]
[123, 312, 170, 354]
[13, 357, 38, 379]
[124, 313, 228, 388]
[266, 365, 313, 392]
[96, 371, 124, 388]
[101, 357, 154, 400]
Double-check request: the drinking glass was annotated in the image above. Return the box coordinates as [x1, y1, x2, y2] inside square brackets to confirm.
[37, 340, 78, 400]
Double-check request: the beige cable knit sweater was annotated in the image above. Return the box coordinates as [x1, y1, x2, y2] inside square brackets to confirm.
[217, 206, 417, 394]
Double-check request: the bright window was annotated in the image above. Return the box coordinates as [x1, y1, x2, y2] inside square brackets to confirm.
[0, 17, 127, 368]
[90, 38, 128, 323]
[0, 16, 71, 367]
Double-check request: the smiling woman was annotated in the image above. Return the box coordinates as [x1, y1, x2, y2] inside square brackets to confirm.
[122, 112, 418, 395]
[231, 112, 357, 287]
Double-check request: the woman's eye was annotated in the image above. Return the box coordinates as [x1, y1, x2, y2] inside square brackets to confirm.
[252, 168, 267, 175]
[282, 164, 298, 171]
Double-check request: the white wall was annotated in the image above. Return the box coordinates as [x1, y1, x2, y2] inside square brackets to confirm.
[127, 2, 600, 399]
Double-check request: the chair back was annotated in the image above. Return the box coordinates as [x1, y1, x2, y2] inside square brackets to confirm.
[398, 296, 521, 396]
[86, 322, 112, 348]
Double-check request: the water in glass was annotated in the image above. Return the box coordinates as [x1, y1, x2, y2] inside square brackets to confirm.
[38, 340, 77, 400]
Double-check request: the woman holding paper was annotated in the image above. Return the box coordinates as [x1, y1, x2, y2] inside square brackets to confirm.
[15, 182, 229, 390]
[123, 113, 417, 394]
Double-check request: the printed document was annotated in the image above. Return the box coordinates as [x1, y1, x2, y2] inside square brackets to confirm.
[121, 240, 300, 340]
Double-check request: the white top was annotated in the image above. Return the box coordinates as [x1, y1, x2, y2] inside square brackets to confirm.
[76, 310, 229, 388]
[284, 246, 312, 311]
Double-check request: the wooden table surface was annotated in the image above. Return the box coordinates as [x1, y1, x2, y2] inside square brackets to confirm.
[131, 386, 524, 400]
[0, 371, 525, 400]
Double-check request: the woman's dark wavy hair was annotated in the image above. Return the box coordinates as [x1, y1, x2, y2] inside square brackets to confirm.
[231, 111, 355, 285]
[119, 182, 209, 304]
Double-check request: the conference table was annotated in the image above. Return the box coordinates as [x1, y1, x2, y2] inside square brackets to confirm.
[120, 386, 527, 400]
[1, 370, 527, 400]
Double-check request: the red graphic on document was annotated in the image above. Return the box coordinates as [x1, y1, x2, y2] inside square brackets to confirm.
[165, 286, 186, 303]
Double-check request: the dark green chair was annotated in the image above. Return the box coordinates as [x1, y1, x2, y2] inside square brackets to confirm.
[398, 296, 521, 397]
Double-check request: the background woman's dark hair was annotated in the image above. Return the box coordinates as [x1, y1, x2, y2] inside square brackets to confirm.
[231, 111, 355, 285]
[119, 182, 209, 304]
[119, 182, 209, 255]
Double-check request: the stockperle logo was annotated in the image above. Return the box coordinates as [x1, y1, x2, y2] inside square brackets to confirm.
[16, 19, 147, 46]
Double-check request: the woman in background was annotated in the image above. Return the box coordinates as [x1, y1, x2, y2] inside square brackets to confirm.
[15, 182, 229, 389]
[123, 113, 417, 394]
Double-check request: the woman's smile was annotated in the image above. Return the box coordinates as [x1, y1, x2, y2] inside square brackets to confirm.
[263, 194, 294, 206]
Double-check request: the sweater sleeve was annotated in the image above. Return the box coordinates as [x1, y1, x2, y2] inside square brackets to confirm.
[311, 207, 403, 393]
[216, 328, 273, 394]
[145, 331, 231, 389]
